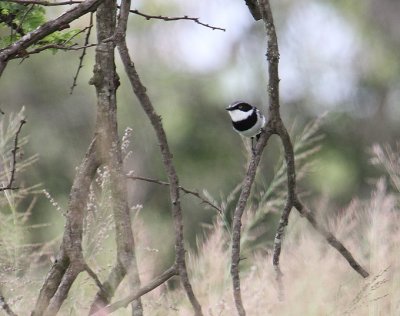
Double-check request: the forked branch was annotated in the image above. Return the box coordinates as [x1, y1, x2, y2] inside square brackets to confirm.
[116, 0, 203, 314]
[229, 0, 370, 314]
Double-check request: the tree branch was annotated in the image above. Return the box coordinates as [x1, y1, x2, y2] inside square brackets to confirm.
[88, 1, 142, 315]
[70, 12, 94, 94]
[229, 0, 369, 312]
[0, 0, 104, 76]
[12, 43, 97, 60]
[130, 9, 225, 32]
[294, 199, 370, 278]
[257, 0, 369, 286]
[0, 119, 26, 191]
[93, 265, 178, 315]
[230, 127, 273, 316]
[32, 138, 100, 315]
[127, 175, 223, 214]
[116, 1, 203, 314]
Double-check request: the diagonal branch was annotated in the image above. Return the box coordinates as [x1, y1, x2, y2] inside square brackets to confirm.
[294, 199, 369, 278]
[115, 1, 203, 314]
[127, 175, 223, 214]
[32, 137, 100, 315]
[93, 265, 178, 315]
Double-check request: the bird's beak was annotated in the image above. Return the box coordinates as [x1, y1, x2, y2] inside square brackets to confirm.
[225, 106, 233, 111]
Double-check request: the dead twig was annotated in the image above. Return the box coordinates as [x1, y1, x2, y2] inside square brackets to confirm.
[0, 119, 26, 191]
[130, 9, 225, 32]
[128, 175, 223, 214]
[70, 12, 94, 94]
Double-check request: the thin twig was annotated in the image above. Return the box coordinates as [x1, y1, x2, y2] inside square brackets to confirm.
[18, 43, 97, 58]
[128, 175, 223, 214]
[93, 265, 178, 315]
[70, 12, 94, 94]
[130, 9, 225, 32]
[0, 119, 26, 191]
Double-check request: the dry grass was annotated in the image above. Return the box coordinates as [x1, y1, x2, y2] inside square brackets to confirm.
[138, 179, 399, 316]
[2, 114, 400, 315]
[137, 142, 400, 316]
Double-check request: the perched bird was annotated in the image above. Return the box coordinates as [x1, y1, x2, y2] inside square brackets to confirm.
[226, 101, 266, 141]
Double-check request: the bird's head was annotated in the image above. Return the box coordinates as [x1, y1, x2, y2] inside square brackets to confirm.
[226, 101, 254, 122]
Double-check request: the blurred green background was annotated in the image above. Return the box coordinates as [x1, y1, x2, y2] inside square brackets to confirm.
[1, 0, 399, 269]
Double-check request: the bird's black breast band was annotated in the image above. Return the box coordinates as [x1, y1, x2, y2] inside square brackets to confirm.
[232, 110, 257, 131]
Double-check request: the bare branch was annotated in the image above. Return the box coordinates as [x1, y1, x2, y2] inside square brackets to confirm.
[0, 291, 17, 316]
[70, 12, 94, 94]
[257, 0, 369, 290]
[116, 1, 203, 314]
[0, 119, 26, 191]
[294, 199, 370, 278]
[32, 138, 100, 315]
[13, 43, 97, 60]
[230, 127, 273, 316]
[229, 0, 368, 312]
[130, 9, 225, 32]
[93, 265, 178, 315]
[127, 175, 223, 214]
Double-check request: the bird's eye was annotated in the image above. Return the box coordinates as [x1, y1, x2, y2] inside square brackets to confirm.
[238, 105, 243, 110]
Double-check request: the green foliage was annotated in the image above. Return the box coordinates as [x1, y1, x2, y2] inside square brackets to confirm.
[0, 3, 81, 51]
[0, 3, 45, 46]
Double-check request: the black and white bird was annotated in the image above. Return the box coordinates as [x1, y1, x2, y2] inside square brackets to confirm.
[226, 101, 266, 141]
